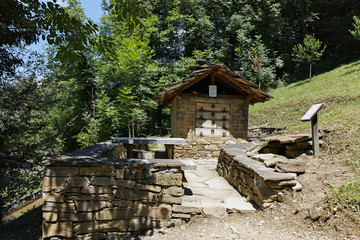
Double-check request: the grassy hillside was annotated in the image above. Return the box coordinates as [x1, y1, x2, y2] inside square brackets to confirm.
[249, 60, 360, 214]
[250, 60, 360, 165]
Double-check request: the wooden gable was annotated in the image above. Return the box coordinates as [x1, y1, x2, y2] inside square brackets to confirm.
[156, 64, 272, 105]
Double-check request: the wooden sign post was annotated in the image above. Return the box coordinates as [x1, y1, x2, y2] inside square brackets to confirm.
[301, 102, 325, 156]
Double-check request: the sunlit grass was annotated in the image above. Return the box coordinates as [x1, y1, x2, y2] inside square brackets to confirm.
[249, 60, 360, 213]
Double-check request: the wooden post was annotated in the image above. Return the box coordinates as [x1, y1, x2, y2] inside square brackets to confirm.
[311, 114, 319, 156]
[165, 144, 174, 159]
[124, 144, 134, 158]
[301, 102, 324, 157]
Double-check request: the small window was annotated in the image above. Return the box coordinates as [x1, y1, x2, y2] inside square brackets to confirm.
[209, 85, 217, 97]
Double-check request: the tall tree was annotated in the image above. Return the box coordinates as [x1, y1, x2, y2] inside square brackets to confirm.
[0, 0, 97, 84]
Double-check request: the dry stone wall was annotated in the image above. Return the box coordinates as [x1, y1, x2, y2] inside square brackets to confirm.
[217, 143, 301, 208]
[174, 137, 246, 159]
[42, 143, 186, 240]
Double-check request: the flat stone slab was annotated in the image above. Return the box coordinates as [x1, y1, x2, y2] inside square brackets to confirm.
[262, 134, 311, 144]
[112, 137, 187, 145]
[251, 154, 288, 167]
[223, 198, 257, 213]
[180, 159, 197, 170]
[178, 159, 256, 217]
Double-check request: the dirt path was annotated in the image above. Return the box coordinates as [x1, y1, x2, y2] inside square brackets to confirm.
[142, 154, 360, 240]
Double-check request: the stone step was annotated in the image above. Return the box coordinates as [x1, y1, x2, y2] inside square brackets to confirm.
[177, 161, 256, 218]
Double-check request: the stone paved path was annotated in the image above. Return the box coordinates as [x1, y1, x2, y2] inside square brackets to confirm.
[180, 159, 256, 218]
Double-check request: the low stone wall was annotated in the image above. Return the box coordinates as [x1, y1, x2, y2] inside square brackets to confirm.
[42, 143, 185, 239]
[217, 144, 300, 208]
[174, 137, 245, 159]
[247, 126, 286, 141]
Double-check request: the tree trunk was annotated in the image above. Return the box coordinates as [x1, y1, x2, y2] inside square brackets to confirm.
[309, 63, 312, 80]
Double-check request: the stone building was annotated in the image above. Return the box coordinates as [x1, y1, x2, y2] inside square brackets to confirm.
[157, 64, 272, 158]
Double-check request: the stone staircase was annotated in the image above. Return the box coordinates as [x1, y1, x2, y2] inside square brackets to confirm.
[176, 158, 256, 218]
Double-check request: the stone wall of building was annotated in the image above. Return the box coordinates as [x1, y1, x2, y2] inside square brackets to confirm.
[216, 144, 301, 208]
[42, 143, 186, 239]
[171, 95, 248, 139]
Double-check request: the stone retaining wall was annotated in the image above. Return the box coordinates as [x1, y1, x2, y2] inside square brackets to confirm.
[216, 144, 300, 208]
[42, 143, 186, 239]
[174, 137, 246, 159]
[247, 126, 286, 141]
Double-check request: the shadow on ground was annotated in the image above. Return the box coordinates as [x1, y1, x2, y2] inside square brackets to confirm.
[0, 206, 42, 240]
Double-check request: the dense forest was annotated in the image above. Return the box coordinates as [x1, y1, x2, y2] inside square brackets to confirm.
[1, 0, 360, 207]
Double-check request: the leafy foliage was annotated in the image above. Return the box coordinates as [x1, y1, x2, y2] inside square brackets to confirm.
[325, 177, 360, 214]
[350, 16, 360, 40]
[0, 0, 97, 82]
[293, 34, 326, 79]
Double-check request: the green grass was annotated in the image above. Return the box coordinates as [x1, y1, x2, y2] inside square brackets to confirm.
[249, 60, 360, 214]
[250, 60, 360, 165]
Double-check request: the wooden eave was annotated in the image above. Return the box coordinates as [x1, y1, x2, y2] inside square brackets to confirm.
[157, 64, 272, 105]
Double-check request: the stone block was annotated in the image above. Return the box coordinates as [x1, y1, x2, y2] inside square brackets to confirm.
[44, 167, 79, 177]
[133, 202, 172, 219]
[94, 194, 115, 201]
[82, 186, 112, 194]
[128, 218, 160, 231]
[59, 212, 94, 222]
[43, 222, 72, 239]
[67, 177, 90, 188]
[99, 220, 128, 232]
[136, 184, 161, 193]
[42, 186, 66, 193]
[115, 169, 125, 179]
[124, 168, 150, 180]
[275, 159, 306, 173]
[42, 202, 75, 213]
[90, 177, 116, 186]
[74, 222, 101, 234]
[95, 208, 132, 220]
[212, 151, 220, 158]
[252, 177, 276, 203]
[67, 187, 81, 193]
[158, 194, 182, 204]
[111, 200, 133, 208]
[197, 139, 210, 145]
[79, 165, 115, 176]
[76, 201, 107, 211]
[43, 212, 58, 222]
[163, 186, 184, 197]
[153, 172, 182, 186]
[66, 195, 96, 201]
[172, 205, 202, 214]
[43, 192, 65, 203]
[172, 213, 191, 219]
[113, 188, 158, 202]
[43, 177, 66, 187]
[116, 179, 136, 189]
[204, 145, 218, 151]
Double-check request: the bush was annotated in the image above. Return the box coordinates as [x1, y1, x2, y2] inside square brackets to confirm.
[0, 167, 42, 205]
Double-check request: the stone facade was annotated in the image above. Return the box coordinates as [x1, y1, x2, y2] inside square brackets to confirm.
[171, 95, 248, 159]
[171, 95, 249, 139]
[42, 143, 186, 239]
[216, 144, 301, 208]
